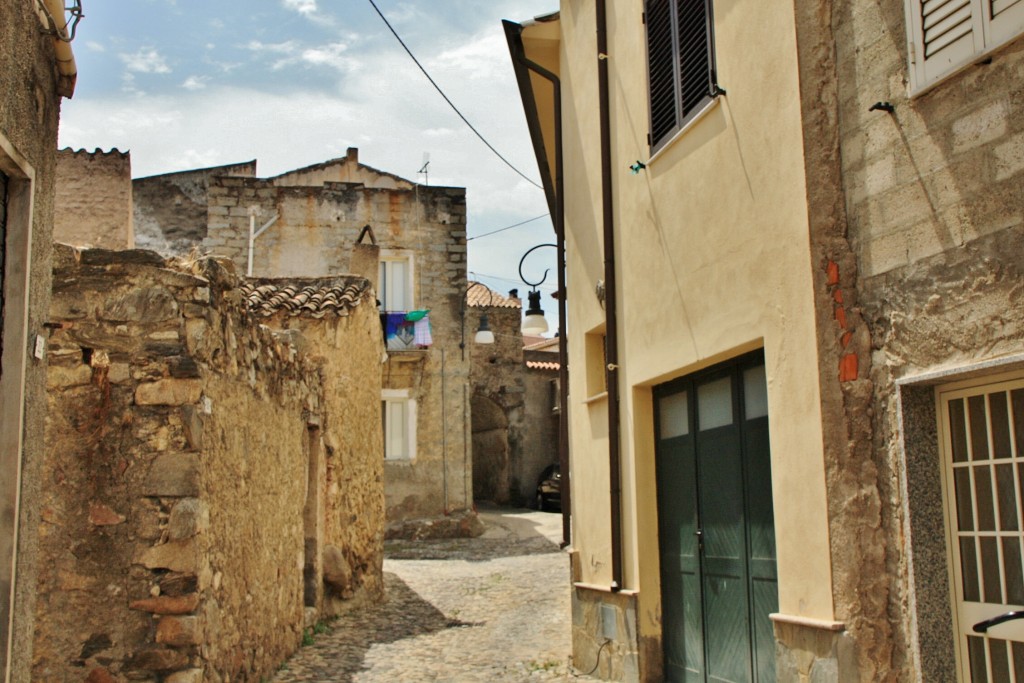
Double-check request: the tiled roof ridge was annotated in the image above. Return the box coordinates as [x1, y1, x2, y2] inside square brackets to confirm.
[467, 281, 521, 309]
[242, 277, 371, 318]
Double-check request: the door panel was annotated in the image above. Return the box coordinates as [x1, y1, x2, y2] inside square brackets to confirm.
[658, 429, 704, 681]
[941, 379, 1024, 682]
[655, 353, 777, 683]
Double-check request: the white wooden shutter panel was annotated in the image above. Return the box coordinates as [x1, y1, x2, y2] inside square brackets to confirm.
[909, 0, 984, 87]
[986, 0, 1024, 47]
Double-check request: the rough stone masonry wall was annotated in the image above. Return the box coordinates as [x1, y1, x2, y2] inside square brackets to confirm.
[0, 3, 64, 680]
[793, 1, 1024, 681]
[262, 298, 386, 615]
[133, 162, 258, 257]
[203, 176, 471, 523]
[36, 246, 382, 682]
[55, 148, 135, 249]
[520, 359, 559, 504]
[468, 304, 525, 505]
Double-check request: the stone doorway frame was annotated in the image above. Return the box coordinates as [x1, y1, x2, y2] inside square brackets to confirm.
[0, 132, 36, 680]
[897, 354, 1024, 682]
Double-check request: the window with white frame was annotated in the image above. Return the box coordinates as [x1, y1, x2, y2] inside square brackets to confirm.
[906, 0, 1024, 91]
[382, 390, 416, 461]
[644, 0, 724, 153]
[378, 253, 413, 313]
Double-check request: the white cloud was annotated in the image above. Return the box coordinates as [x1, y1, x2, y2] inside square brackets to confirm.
[60, 1, 557, 294]
[298, 43, 360, 73]
[246, 40, 299, 55]
[85, 41, 106, 53]
[119, 47, 171, 74]
[283, 0, 317, 16]
[385, 3, 421, 23]
[182, 76, 208, 91]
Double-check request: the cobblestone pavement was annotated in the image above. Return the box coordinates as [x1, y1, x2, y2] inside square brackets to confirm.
[271, 507, 602, 683]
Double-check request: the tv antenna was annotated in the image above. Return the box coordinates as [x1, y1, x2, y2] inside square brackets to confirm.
[418, 152, 430, 186]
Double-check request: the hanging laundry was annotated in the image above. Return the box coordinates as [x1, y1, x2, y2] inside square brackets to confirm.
[413, 314, 433, 347]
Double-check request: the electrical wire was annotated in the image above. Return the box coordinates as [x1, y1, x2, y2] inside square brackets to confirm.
[366, 0, 544, 191]
[469, 271, 557, 291]
[468, 213, 549, 241]
[581, 639, 612, 676]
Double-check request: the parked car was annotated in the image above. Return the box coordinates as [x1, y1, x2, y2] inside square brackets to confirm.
[535, 464, 561, 512]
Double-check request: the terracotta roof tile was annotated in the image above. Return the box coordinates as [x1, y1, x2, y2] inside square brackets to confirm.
[467, 281, 520, 309]
[526, 360, 560, 371]
[242, 277, 371, 318]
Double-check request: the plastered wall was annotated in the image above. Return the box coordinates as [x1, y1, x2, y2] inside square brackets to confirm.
[0, 3, 65, 680]
[55, 148, 134, 249]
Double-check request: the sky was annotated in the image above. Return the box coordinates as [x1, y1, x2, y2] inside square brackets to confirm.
[58, 0, 561, 329]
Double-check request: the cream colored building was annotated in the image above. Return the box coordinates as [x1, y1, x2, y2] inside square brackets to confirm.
[509, 0, 1024, 681]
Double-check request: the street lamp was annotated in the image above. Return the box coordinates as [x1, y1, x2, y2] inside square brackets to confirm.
[518, 243, 556, 335]
[459, 281, 497, 359]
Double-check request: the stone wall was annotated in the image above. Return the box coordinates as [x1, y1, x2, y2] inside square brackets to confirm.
[794, 0, 1024, 679]
[0, 2, 66, 680]
[521, 353, 560, 504]
[133, 161, 257, 256]
[252, 278, 386, 615]
[36, 246, 383, 682]
[269, 148, 414, 191]
[468, 301, 525, 505]
[202, 171, 471, 523]
[55, 148, 134, 249]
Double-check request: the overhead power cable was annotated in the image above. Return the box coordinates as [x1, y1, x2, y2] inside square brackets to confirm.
[366, 0, 544, 191]
[468, 213, 550, 241]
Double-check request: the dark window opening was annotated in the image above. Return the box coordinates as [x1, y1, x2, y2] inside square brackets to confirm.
[645, 0, 722, 153]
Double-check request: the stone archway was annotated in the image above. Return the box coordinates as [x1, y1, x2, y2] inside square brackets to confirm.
[471, 394, 510, 504]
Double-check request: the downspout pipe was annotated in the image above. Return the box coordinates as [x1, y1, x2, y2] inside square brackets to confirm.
[596, 0, 624, 592]
[40, 0, 78, 97]
[247, 212, 279, 277]
[503, 19, 571, 549]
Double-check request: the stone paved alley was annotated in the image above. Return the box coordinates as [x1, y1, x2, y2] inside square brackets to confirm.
[271, 507, 602, 682]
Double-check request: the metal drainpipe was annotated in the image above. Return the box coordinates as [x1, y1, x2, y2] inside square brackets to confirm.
[505, 34, 572, 550]
[247, 212, 279, 277]
[596, 0, 623, 592]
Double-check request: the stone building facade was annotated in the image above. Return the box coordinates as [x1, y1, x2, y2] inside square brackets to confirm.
[509, 1, 1024, 682]
[796, 2, 1024, 681]
[0, 2, 77, 680]
[522, 337, 560, 505]
[133, 161, 258, 256]
[36, 246, 384, 682]
[466, 284, 525, 505]
[187, 150, 472, 524]
[54, 148, 135, 249]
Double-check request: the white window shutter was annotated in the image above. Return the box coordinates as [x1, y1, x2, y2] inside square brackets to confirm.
[379, 259, 410, 312]
[986, 0, 1024, 47]
[385, 400, 407, 458]
[908, 0, 985, 88]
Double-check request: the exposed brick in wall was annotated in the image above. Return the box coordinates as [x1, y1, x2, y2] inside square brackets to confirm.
[792, 0, 887, 680]
[793, 0, 1024, 680]
[36, 246, 384, 682]
[55, 148, 134, 250]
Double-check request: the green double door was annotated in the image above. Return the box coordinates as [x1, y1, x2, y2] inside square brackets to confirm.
[654, 352, 778, 683]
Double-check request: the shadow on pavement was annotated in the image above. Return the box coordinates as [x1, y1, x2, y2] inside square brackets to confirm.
[384, 507, 563, 562]
[274, 572, 481, 682]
